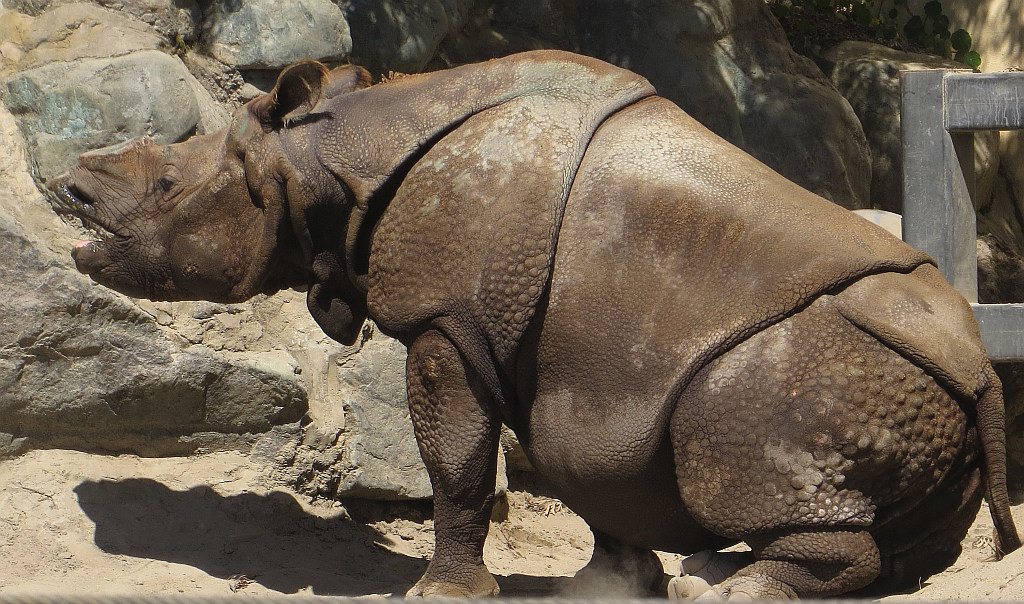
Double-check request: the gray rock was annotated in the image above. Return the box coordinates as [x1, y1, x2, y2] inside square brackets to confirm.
[0, 3, 166, 72]
[332, 329, 431, 499]
[342, 0, 474, 76]
[257, 325, 431, 500]
[437, 0, 872, 209]
[202, 0, 352, 69]
[0, 3, 227, 141]
[990, 129, 1024, 256]
[1, 0, 202, 44]
[3, 50, 201, 180]
[821, 40, 1000, 214]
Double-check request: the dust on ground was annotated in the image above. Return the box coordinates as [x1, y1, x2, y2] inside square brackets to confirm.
[1, 449, 1023, 598]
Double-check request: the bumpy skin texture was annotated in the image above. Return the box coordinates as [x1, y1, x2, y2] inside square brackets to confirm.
[53, 51, 1019, 599]
[405, 330, 501, 597]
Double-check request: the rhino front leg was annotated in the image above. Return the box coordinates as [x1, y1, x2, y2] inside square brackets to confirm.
[405, 330, 501, 598]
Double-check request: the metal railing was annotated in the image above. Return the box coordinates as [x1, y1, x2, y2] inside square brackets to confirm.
[901, 69, 1024, 361]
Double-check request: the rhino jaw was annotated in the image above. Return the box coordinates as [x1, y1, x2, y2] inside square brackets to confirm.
[71, 240, 109, 275]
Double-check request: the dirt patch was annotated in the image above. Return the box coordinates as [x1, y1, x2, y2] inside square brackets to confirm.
[1, 449, 1022, 598]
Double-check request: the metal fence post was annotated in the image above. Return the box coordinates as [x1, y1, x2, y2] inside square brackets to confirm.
[900, 69, 978, 302]
[900, 69, 1024, 360]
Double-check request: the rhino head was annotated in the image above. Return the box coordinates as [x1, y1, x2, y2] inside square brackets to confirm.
[51, 61, 372, 341]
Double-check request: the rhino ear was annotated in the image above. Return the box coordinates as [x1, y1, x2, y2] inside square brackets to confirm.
[323, 64, 371, 98]
[250, 60, 329, 127]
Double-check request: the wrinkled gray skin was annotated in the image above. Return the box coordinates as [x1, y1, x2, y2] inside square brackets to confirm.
[52, 51, 1020, 599]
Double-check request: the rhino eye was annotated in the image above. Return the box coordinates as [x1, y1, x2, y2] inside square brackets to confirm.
[158, 176, 176, 193]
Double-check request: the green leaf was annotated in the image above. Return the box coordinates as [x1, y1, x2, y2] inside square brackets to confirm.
[964, 50, 982, 70]
[924, 0, 942, 17]
[951, 28, 972, 52]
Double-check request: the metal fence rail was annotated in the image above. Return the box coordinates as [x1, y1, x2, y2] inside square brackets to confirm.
[901, 69, 1024, 361]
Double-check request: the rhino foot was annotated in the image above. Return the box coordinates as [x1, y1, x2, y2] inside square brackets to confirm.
[405, 562, 499, 598]
[699, 574, 796, 601]
[669, 575, 713, 600]
[669, 550, 754, 600]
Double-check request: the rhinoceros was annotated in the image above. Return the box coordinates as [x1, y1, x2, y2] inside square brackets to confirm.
[52, 50, 1019, 599]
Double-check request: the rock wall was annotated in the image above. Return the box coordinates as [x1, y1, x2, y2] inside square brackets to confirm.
[904, 0, 1024, 73]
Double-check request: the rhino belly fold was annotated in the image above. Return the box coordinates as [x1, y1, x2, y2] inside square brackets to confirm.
[521, 386, 730, 553]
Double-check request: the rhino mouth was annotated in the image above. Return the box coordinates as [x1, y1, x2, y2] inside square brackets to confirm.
[56, 181, 98, 221]
[52, 179, 127, 275]
[56, 179, 127, 235]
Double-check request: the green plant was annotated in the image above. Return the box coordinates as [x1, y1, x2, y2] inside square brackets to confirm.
[768, 0, 982, 69]
[173, 33, 191, 57]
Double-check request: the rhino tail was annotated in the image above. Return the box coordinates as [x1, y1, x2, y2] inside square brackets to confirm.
[977, 363, 1022, 558]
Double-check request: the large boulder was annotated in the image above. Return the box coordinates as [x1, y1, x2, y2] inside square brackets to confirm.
[202, 0, 352, 69]
[4, 51, 201, 180]
[342, 0, 474, 77]
[820, 41, 1001, 214]
[0, 0, 201, 43]
[0, 3, 226, 181]
[256, 328, 432, 500]
[992, 128, 1024, 257]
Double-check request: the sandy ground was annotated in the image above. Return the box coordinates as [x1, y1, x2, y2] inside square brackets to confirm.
[1, 449, 1023, 599]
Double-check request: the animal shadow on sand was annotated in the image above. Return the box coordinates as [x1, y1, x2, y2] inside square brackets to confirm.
[74, 478, 571, 596]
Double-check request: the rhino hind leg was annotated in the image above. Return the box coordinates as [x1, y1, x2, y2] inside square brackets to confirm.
[701, 530, 880, 599]
[670, 296, 973, 597]
[668, 550, 754, 599]
[866, 464, 983, 594]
